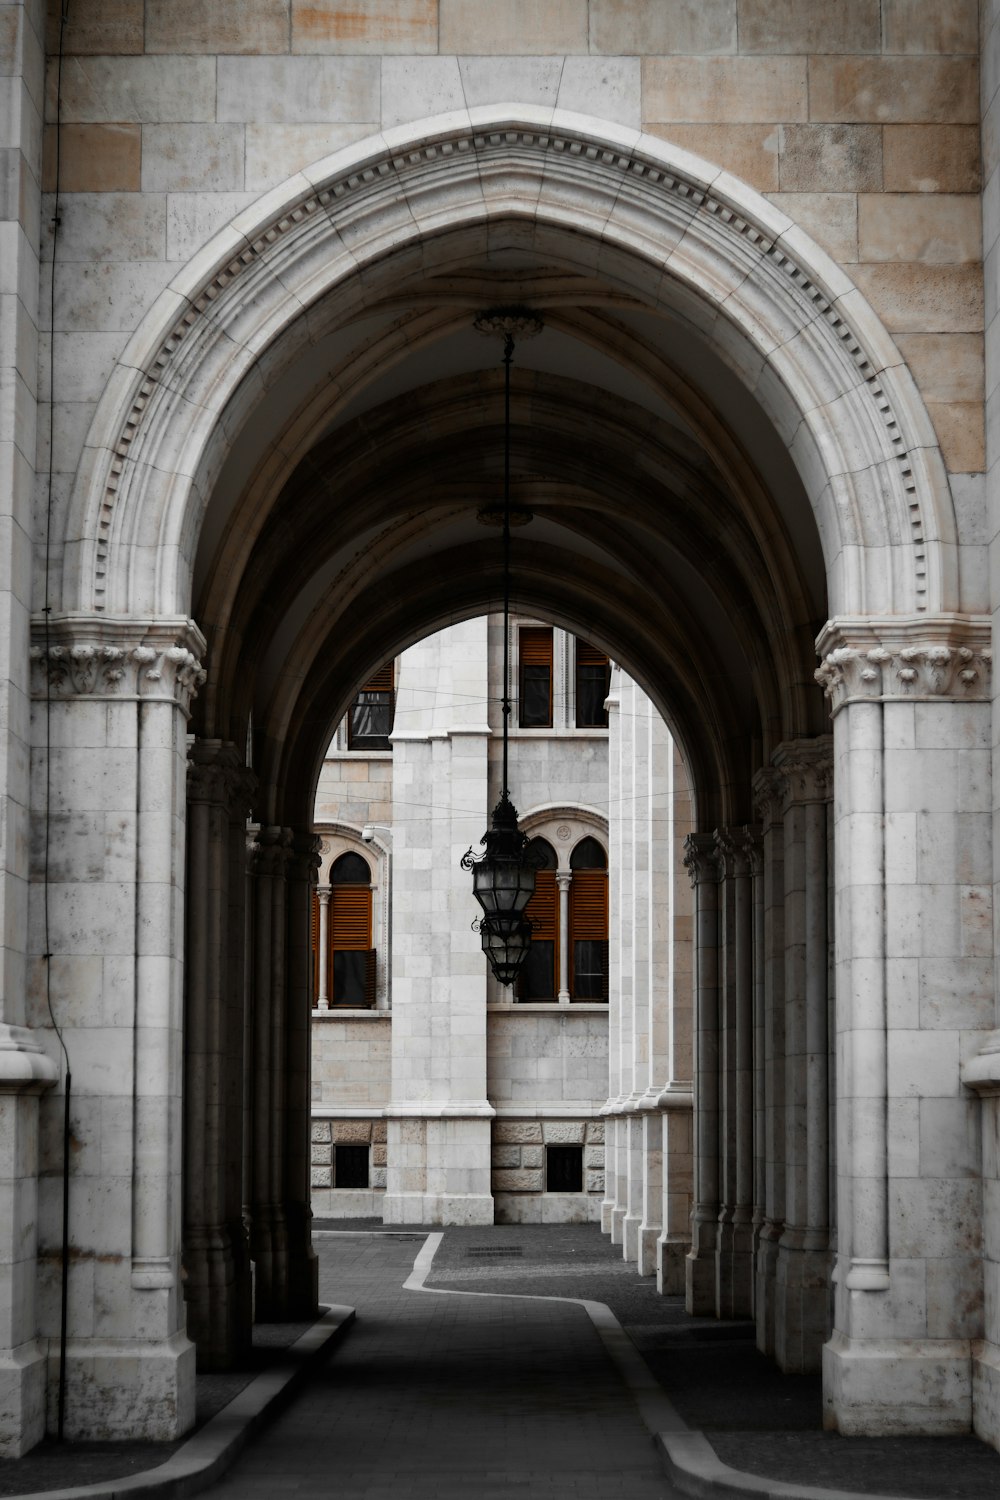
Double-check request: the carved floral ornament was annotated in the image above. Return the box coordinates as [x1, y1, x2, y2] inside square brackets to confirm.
[31, 618, 207, 713]
[814, 618, 991, 715]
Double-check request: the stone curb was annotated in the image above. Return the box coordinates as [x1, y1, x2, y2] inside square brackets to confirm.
[14, 1305, 356, 1500]
[656, 1429, 928, 1500]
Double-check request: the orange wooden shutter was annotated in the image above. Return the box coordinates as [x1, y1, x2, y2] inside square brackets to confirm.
[364, 949, 377, 1007]
[331, 886, 372, 949]
[362, 661, 393, 691]
[520, 628, 553, 666]
[525, 870, 558, 942]
[311, 890, 320, 999]
[570, 871, 607, 941]
[576, 640, 607, 667]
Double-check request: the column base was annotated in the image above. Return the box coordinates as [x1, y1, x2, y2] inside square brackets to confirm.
[657, 1234, 688, 1295]
[823, 1330, 972, 1435]
[637, 1225, 659, 1278]
[754, 1223, 781, 1357]
[610, 1206, 626, 1245]
[249, 1204, 289, 1321]
[600, 1199, 616, 1235]
[183, 1221, 252, 1369]
[715, 1216, 753, 1318]
[0, 1341, 48, 1457]
[382, 1193, 494, 1226]
[774, 1240, 831, 1373]
[48, 1331, 195, 1441]
[973, 1338, 1000, 1449]
[622, 1212, 642, 1264]
[685, 1248, 717, 1315]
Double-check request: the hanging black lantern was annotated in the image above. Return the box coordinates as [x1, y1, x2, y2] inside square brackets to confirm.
[461, 307, 543, 987]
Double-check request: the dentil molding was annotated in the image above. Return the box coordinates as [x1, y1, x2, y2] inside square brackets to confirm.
[31, 615, 206, 713]
[815, 617, 991, 714]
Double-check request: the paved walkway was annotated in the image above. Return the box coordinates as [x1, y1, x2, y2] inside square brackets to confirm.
[202, 1229, 675, 1499]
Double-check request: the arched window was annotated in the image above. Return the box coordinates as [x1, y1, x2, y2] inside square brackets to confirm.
[519, 839, 558, 1001]
[327, 851, 375, 1007]
[569, 837, 608, 1001]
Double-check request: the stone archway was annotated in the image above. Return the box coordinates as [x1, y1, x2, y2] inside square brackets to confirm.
[25, 110, 995, 1451]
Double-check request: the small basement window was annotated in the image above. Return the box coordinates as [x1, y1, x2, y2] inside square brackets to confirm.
[334, 1144, 370, 1189]
[546, 1145, 583, 1192]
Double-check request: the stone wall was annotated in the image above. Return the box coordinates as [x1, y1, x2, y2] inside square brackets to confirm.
[312, 1013, 391, 1108]
[492, 1117, 605, 1225]
[311, 1115, 387, 1217]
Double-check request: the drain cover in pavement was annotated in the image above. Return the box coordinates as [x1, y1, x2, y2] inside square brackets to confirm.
[466, 1246, 524, 1258]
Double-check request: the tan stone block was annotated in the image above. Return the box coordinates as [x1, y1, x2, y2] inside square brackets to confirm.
[896, 333, 984, 403]
[372, 1144, 387, 1166]
[766, 192, 858, 263]
[492, 1144, 521, 1168]
[145, 0, 291, 53]
[42, 124, 140, 193]
[738, 0, 879, 54]
[56, 57, 218, 124]
[332, 1120, 372, 1142]
[542, 1121, 585, 1144]
[778, 123, 880, 192]
[590, 0, 735, 55]
[292, 0, 437, 53]
[882, 0, 978, 55]
[851, 263, 983, 333]
[371, 1119, 387, 1142]
[492, 1168, 544, 1192]
[858, 194, 981, 265]
[642, 57, 807, 124]
[883, 125, 981, 193]
[46, 0, 143, 55]
[440, 0, 588, 54]
[644, 124, 778, 191]
[808, 57, 978, 125]
[926, 400, 985, 473]
[494, 1120, 543, 1143]
[141, 125, 245, 193]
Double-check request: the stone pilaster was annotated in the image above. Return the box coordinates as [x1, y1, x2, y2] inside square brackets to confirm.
[817, 618, 991, 1436]
[29, 616, 205, 1440]
[751, 767, 786, 1358]
[684, 833, 721, 1315]
[772, 741, 832, 1373]
[183, 740, 255, 1368]
[714, 826, 757, 1320]
[283, 832, 321, 1318]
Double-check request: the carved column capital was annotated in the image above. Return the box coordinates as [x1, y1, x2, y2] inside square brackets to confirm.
[815, 615, 991, 716]
[187, 738, 256, 813]
[752, 767, 785, 831]
[771, 737, 833, 806]
[249, 825, 295, 878]
[288, 831, 323, 883]
[684, 832, 720, 888]
[714, 825, 759, 879]
[31, 614, 207, 717]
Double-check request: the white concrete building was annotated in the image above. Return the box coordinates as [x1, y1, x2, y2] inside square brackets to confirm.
[1, 0, 1000, 1465]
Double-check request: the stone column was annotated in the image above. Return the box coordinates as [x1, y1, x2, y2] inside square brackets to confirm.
[752, 768, 786, 1357]
[817, 623, 991, 1436]
[248, 825, 293, 1319]
[714, 827, 755, 1319]
[556, 872, 571, 1005]
[772, 741, 832, 1372]
[657, 740, 694, 1295]
[0, 6, 48, 1451]
[183, 740, 254, 1368]
[384, 620, 494, 1225]
[684, 833, 720, 1315]
[30, 622, 204, 1440]
[316, 888, 330, 1011]
[283, 832, 320, 1317]
[601, 669, 622, 1237]
[614, 671, 636, 1248]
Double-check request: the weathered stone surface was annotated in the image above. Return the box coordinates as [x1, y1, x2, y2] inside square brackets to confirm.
[881, 0, 979, 56]
[311, 1120, 332, 1143]
[851, 263, 983, 332]
[439, 0, 588, 54]
[642, 56, 807, 123]
[492, 1169, 545, 1192]
[311, 1167, 332, 1188]
[372, 1144, 387, 1166]
[491, 1144, 521, 1168]
[740, 0, 880, 54]
[521, 1145, 544, 1168]
[585, 1146, 605, 1168]
[645, 123, 779, 191]
[42, 124, 141, 193]
[47, 0, 144, 55]
[292, 0, 437, 53]
[310, 1143, 331, 1164]
[857, 194, 981, 264]
[494, 1121, 543, 1144]
[371, 1167, 387, 1189]
[591, 0, 735, 55]
[778, 123, 881, 192]
[808, 57, 978, 124]
[586, 1172, 606, 1194]
[145, 0, 291, 53]
[542, 1121, 585, 1144]
[332, 1120, 372, 1143]
[883, 125, 981, 193]
[585, 1122, 605, 1143]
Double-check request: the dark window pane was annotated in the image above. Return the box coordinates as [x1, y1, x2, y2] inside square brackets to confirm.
[546, 1146, 583, 1192]
[573, 940, 609, 1000]
[333, 949, 368, 1005]
[349, 690, 394, 749]
[331, 852, 371, 885]
[519, 665, 551, 727]
[519, 939, 556, 1000]
[335, 1144, 369, 1189]
[570, 837, 607, 871]
[576, 663, 610, 727]
[526, 837, 557, 870]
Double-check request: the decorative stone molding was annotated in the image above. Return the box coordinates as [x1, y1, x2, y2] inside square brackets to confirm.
[714, 825, 760, 878]
[752, 768, 785, 831]
[683, 832, 720, 887]
[288, 832, 323, 883]
[31, 614, 206, 714]
[771, 738, 833, 806]
[73, 110, 954, 620]
[815, 617, 991, 715]
[187, 738, 257, 814]
[248, 825, 295, 877]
